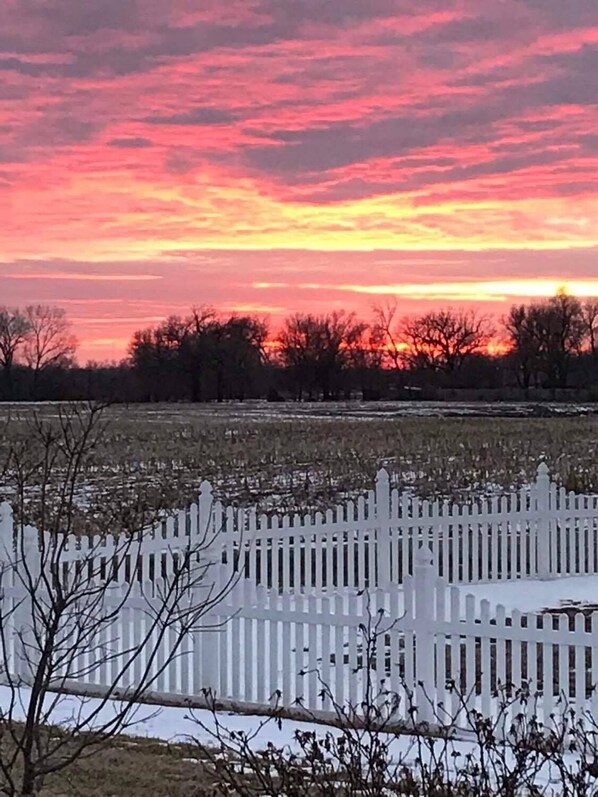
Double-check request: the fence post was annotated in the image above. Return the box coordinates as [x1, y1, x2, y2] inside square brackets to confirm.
[15, 524, 42, 685]
[413, 545, 436, 724]
[375, 468, 392, 588]
[0, 503, 15, 677]
[0, 501, 14, 562]
[198, 480, 214, 543]
[534, 462, 552, 579]
[193, 561, 230, 698]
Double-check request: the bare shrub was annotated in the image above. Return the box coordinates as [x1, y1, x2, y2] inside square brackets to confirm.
[0, 404, 234, 797]
[191, 612, 598, 796]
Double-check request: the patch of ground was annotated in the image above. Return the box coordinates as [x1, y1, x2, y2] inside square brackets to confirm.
[40, 736, 210, 797]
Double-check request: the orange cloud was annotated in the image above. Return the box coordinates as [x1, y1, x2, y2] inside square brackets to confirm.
[337, 280, 598, 300]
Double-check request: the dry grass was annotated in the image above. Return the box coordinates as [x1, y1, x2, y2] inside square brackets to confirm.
[1, 401, 597, 519]
[38, 736, 211, 796]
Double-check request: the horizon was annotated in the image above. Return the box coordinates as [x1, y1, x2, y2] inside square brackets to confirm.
[3, 2, 598, 362]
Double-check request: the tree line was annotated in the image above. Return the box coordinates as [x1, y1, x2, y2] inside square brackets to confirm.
[1, 293, 598, 401]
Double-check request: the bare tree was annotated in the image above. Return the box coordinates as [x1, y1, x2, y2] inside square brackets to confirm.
[129, 306, 268, 402]
[23, 306, 78, 396]
[372, 299, 403, 371]
[505, 293, 585, 391]
[344, 322, 385, 399]
[582, 299, 598, 359]
[278, 311, 363, 400]
[400, 309, 493, 375]
[504, 304, 544, 395]
[277, 314, 316, 400]
[183, 305, 218, 402]
[0, 404, 233, 796]
[540, 292, 585, 389]
[0, 309, 30, 397]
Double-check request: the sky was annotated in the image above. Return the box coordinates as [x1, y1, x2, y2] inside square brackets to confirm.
[2, 0, 598, 362]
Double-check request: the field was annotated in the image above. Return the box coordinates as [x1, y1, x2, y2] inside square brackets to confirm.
[1, 400, 598, 523]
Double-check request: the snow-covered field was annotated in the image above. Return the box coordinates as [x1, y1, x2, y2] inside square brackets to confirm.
[0, 684, 484, 792]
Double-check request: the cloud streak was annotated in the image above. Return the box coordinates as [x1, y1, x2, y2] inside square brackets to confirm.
[254, 279, 598, 300]
[1, 271, 161, 281]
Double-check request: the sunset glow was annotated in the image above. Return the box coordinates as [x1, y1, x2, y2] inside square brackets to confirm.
[2, 1, 598, 361]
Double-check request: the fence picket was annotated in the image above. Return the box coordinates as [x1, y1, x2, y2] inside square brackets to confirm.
[464, 594, 476, 714]
[401, 491, 410, 582]
[449, 585, 461, 721]
[499, 495, 509, 580]
[511, 610, 523, 693]
[542, 613, 554, 723]
[589, 501, 597, 574]
[435, 577, 447, 716]
[243, 598, 254, 703]
[480, 599, 491, 717]
[295, 595, 306, 707]
[558, 613, 569, 703]
[320, 596, 331, 711]
[281, 592, 292, 705]
[334, 593, 345, 707]
[489, 495, 499, 580]
[574, 612, 585, 709]
[347, 592, 359, 708]
[282, 520, 291, 591]
[270, 513, 280, 591]
[592, 613, 598, 718]
[495, 603, 506, 695]
[231, 608, 242, 701]
[307, 594, 319, 707]
[527, 614, 538, 695]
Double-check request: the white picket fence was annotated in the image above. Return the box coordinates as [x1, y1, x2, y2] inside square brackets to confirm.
[2, 534, 598, 732]
[10, 463, 596, 592]
[204, 546, 598, 730]
[2, 465, 598, 732]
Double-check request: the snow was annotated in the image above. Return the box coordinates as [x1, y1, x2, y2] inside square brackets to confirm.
[294, 573, 598, 619]
[0, 683, 379, 751]
[0, 683, 273, 745]
[0, 684, 577, 794]
[459, 574, 598, 615]
[0, 682, 484, 785]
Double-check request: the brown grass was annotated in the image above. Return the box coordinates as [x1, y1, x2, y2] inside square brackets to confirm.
[38, 736, 212, 796]
[2, 401, 598, 524]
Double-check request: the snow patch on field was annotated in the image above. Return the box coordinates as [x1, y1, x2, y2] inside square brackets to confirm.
[460, 574, 598, 615]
